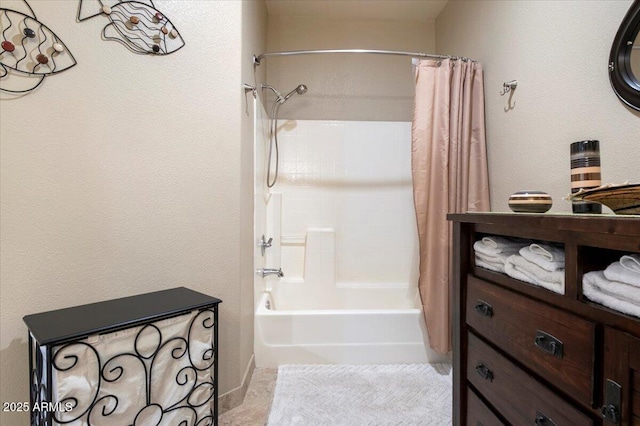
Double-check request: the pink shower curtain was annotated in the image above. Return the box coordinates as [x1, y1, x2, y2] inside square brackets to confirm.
[412, 58, 490, 354]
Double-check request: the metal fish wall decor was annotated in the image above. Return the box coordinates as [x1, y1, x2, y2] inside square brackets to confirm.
[0, 0, 77, 94]
[77, 0, 185, 55]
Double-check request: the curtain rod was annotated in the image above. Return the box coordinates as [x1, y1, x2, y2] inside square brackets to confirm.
[253, 49, 473, 66]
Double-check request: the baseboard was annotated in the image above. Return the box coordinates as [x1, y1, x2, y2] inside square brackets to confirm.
[219, 354, 255, 414]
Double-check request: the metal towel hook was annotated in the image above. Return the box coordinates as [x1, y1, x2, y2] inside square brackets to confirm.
[500, 80, 517, 96]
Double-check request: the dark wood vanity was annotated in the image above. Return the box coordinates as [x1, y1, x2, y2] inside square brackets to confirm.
[448, 213, 640, 426]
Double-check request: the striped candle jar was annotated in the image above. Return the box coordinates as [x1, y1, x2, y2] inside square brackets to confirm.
[570, 140, 602, 214]
[508, 191, 553, 213]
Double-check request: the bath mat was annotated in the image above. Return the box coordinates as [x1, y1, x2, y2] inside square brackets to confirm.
[267, 363, 452, 426]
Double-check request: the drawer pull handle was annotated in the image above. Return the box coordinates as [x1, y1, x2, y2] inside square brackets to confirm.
[475, 363, 493, 381]
[601, 379, 622, 424]
[475, 300, 493, 317]
[534, 330, 563, 359]
[601, 404, 619, 424]
[534, 411, 558, 426]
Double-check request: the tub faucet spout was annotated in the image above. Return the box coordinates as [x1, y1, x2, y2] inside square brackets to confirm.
[258, 268, 284, 278]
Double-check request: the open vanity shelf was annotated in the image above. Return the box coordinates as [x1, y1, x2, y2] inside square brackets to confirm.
[448, 213, 640, 426]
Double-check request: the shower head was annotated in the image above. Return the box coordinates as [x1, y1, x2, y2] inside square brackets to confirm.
[282, 84, 308, 103]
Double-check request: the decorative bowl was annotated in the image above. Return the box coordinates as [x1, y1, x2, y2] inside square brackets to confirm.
[567, 183, 640, 215]
[508, 191, 553, 213]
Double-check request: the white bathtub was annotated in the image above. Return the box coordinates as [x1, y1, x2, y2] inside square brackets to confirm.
[254, 283, 445, 367]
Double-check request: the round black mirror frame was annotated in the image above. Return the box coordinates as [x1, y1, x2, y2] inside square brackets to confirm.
[609, 0, 640, 111]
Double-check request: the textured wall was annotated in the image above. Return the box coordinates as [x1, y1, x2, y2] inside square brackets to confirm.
[0, 0, 263, 423]
[266, 16, 436, 121]
[436, 0, 640, 213]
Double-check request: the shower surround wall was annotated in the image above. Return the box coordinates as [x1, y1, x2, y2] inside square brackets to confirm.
[254, 118, 436, 366]
[271, 120, 418, 288]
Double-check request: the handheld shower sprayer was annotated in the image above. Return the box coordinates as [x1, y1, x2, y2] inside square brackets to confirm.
[262, 84, 307, 104]
[282, 84, 308, 103]
[261, 82, 308, 187]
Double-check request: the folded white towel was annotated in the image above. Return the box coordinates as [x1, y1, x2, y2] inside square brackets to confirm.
[530, 243, 565, 262]
[584, 270, 640, 304]
[604, 261, 640, 288]
[620, 254, 640, 273]
[583, 271, 640, 318]
[504, 254, 565, 294]
[475, 257, 504, 273]
[519, 244, 565, 272]
[481, 236, 514, 249]
[474, 236, 526, 257]
[474, 251, 517, 273]
[475, 251, 513, 273]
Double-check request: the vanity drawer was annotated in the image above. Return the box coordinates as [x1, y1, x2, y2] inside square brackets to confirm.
[466, 275, 595, 405]
[467, 331, 593, 426]
[466, 388, 505, 426]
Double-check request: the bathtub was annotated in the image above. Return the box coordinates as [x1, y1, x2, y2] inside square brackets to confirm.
[254, 282, 445, 367]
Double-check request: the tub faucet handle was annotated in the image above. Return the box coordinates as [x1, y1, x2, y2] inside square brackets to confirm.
[259, 235, 273, 257]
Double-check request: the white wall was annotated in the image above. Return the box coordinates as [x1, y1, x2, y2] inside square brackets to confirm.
[0, 0, 264, 423]
[436, 0, 640, 213]
[271, 120, 419, 286]
[266, 15, 435, 121]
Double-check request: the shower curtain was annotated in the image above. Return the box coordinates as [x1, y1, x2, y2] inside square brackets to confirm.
[412, 58, 490, 354]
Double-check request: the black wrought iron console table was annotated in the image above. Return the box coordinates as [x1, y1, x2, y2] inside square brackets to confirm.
[23, 287, 222, 426]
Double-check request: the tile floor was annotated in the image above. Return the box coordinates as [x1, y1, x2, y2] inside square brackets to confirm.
[219, 368, 278, 426]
